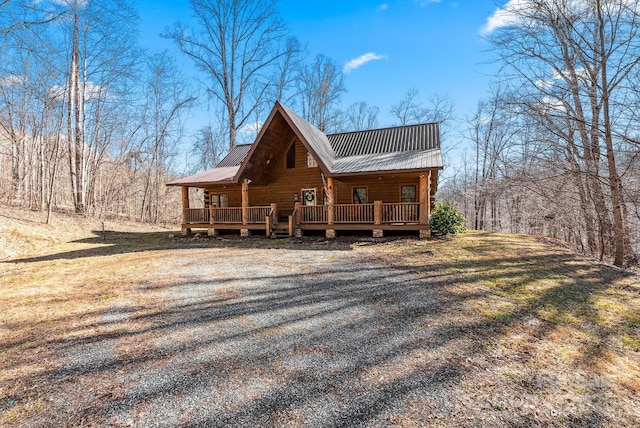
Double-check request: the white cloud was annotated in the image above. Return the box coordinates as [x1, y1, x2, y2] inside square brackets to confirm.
[535, 79, 553, 89]
[48, 81, 105, 101]
[0, 75, 26, 86]
[538, 97, 566, 112]
[482, 0, 640, 35]
[239, 121, 263, 135]
[47, 0, 89, 6]
[378, 3, 388, 11]
[481, 0, 529, 35]
[343, 52, 386, 74]
[416, 0, 441, 5]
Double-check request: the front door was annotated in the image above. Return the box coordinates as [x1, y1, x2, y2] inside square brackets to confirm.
[302, 188, 316, 206]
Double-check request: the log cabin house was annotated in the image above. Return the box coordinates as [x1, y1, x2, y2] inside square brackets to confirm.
[167, 101, 443, 238]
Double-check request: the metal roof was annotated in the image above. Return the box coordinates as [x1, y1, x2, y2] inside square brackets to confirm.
[166, 166, 239, 186]
[167, 102, 443, 188]
[217, 144, 251, 167]
[331, 149, 443, 175]
[327, 122, 440, 157]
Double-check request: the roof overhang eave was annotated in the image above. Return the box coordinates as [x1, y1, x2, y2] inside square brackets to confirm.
[166, 178, 238, 187]
[326, 165, 443, 178]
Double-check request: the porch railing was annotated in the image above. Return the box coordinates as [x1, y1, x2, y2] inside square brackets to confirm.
[211, 207, 243, 224]
[297, 202, 422, 225]
[246, 206, 272, 224]
[334, 203, 374, 223]
[186, 208, 210, 224]
[298, 205, 327, 223]
[382, 202, 419, 224]
[186, 202, 423, 226]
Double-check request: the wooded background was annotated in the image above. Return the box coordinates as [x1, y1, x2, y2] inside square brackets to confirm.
[1, 0, 639, 267]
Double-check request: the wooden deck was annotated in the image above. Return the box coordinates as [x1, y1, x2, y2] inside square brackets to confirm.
[182, 202, 430, 237]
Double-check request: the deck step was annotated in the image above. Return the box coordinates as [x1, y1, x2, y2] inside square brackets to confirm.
[270, 229, 290, 239]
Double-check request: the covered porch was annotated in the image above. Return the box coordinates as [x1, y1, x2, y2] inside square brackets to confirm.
[179, 172, 433, 238]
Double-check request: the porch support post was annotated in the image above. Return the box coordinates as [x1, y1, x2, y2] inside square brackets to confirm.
[208, 205, 216, 236]
[428, 170, 432, 217]
[419, 173, 429, 225]
[419, 171, 431, 238]
[181, 186, 191, 236]
[242, 179, 249, 226]
[374, 200, 382, 225]
[241, 179, 250, 237]
[327, 177, 334, 225]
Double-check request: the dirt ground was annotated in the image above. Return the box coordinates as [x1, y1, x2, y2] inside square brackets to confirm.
[1, 207, 639, 427]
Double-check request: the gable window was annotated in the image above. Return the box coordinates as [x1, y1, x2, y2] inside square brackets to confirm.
[401, 185, 417, 203]
[307, 151, 318, 168]
[286, 143, 295, 169]
[352, 187, 367, 204]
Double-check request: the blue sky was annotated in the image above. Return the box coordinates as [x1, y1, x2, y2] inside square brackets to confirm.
[137, 0, 505, 166]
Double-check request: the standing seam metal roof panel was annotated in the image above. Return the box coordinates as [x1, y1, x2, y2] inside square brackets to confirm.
[326, 122, 440, 158]
[217, 144, 252, 167]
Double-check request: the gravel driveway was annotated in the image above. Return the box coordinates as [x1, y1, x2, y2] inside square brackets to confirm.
[6, 234, 639, 427]
[45, 244, 468, 427]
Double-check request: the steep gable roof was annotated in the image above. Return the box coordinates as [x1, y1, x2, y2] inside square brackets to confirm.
[277, 103, 335, 171]
[167, 101, 443, 187]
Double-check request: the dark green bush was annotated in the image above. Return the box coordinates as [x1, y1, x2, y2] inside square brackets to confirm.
[430, 201, 466, 236]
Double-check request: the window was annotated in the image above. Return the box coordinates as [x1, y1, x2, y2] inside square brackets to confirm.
[307, 151, 318, 167]
[352, 187, 367, 204]
[401, 185, 417, 203]
[286, 143, 295, 169]
[210, 193, 228, 208]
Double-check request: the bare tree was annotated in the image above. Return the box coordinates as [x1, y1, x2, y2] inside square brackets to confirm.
[296, 54, 346, 133]
[391, 88, 455, 126]
[190, 123, 228, 172]
[341, 102, 379, 132]
[486, 0, 640, 266]
[44, 0, 140, 214]
[138, 52, 195, 223]
[165, 0, 299, 151]
[390, 88, 427, 125]
[465, 89, 516, 231]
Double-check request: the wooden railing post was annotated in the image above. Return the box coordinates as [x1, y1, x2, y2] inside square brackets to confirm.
[374, 201, 382, 225]
[271, 203, 277, 225]
[209, 205, 214, 226]
[295, 202, 301, 224]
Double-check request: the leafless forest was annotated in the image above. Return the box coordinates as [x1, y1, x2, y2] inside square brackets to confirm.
[1, 0, 639, 267]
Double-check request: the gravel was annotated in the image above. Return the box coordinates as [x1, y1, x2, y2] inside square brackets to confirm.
[11, 242, 636, 427]
[39, 247, 456, 427]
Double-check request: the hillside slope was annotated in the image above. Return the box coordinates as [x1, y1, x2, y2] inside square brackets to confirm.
[0, 206, 173, 260]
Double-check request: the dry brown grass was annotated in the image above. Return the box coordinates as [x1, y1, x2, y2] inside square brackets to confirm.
[1, 206, 639, 427]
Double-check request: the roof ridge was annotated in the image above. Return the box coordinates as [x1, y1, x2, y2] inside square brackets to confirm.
[327, 121, 440, 137]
